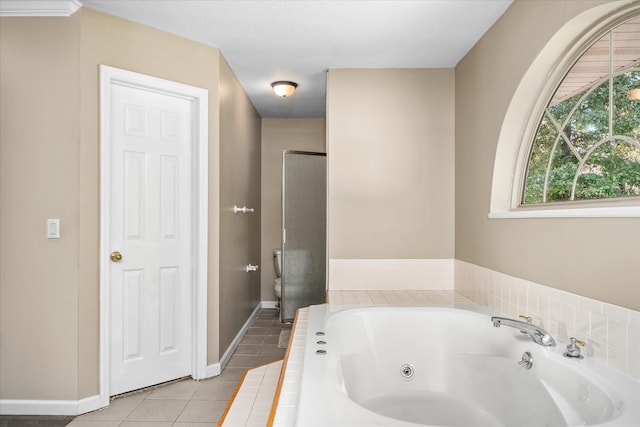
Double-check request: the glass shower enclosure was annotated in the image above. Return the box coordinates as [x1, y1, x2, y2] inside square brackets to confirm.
[281, 151, 327, 322]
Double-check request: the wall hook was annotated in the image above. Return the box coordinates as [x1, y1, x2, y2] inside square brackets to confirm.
[233, 205, 254, 214]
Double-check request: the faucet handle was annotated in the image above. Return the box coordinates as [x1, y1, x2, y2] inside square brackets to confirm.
[564, 337, 586, 359]
[518, 315, 532, 324]
[571, 337, 586, 347]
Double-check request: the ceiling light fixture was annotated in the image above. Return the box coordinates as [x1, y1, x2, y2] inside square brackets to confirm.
[271, 81, 298, 98]
[627, 88, 640, 101]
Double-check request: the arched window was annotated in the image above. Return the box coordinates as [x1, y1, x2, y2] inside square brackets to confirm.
[523, 15, 640, 205]
[490, 2, 640, 218]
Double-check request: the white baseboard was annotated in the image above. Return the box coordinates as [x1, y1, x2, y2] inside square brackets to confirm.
[0, 394, 101, 416]
[205, 362, 222, 377]
[205, 301, 263, 378]
[329, 259, 454, 291]
[261, 300, 278, 309]
[1, 301, 275, 414]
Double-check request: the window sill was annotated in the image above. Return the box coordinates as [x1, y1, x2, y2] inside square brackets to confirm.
[489, 205, 640, 219]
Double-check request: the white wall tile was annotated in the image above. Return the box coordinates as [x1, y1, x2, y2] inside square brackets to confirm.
[603, 302, 630, 321]
[629, 319, 640, 356]
[607, 317, 629, 353]
[548, 298, 562, 329]
[579, 296, 603, 314]
[607, 345, 628, 375]
[591, 338, 607, 363]
[590, 311, 608, 343]
[454, 260, 639, 381]
[629, 354, 640, 380]
[574, 307, 590, 342]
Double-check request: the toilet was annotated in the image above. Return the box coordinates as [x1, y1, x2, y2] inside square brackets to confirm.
[273, 249, 282, 300]
[273, 248, 313, 302]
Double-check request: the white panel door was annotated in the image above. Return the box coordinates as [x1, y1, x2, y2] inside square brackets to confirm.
[108, 83, 193, 395]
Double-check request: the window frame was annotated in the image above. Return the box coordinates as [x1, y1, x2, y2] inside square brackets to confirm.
[489, 2, 640, 219]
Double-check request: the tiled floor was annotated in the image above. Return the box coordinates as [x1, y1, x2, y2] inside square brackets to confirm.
[64, 309, 290, 427]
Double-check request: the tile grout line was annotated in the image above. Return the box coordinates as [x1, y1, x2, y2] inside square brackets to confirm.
[61, 308, 286, 427]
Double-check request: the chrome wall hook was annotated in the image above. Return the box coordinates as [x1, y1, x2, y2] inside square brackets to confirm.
[233, 205, 254, 214]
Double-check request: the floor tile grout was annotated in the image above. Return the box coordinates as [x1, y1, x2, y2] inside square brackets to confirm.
[46, 308, 289, 427]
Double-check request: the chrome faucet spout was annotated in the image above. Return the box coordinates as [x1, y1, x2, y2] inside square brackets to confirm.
[491, 316, 556, 347]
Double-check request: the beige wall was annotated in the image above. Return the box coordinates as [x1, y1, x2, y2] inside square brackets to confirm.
[455, 0, 640, 311]
[218, 57, 262, 352]
[260, 119, 326, 301]
[1, 7, 260, 403]
[78, 7, 223, 383]
[327, 69, 455, 259]
[0, 15, 81, 401]
[3, 0, 638, 408]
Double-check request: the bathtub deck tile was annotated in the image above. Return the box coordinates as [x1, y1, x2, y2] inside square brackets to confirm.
[340, 291, 360, 305]
[219, 359, 282, 427]
[430, 290, 453, 305]
[326, 290, 477, 308]
[400, 290, 421, 304]
[413, 290, 434, 305]
[328, 291, 343, 305]
[271, 307, 309, 427]
[428, 290, 452, 305]
[354, 291, 374, 305]
[379, 290, 405, 305]
[367, 290, 389, 304]
[392, 290, 416, 304]
[453, 293, 476, 306]
[408, 290, 432, 304]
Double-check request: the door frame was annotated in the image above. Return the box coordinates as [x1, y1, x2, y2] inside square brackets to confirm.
[98, 65, 209, 407]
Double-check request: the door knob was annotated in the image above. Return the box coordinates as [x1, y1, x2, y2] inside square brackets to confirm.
[110, 251, 123, 262]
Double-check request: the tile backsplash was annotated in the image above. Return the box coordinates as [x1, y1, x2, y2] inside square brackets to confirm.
[455, 260, 640, 381]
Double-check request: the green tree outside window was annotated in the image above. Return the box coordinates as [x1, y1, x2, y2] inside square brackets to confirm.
[523, 17, 640, 204]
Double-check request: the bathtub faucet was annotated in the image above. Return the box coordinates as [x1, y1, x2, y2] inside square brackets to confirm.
[491, 316, 556, 347]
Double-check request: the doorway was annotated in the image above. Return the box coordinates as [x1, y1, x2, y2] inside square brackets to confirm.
[99, 65, 209, 404]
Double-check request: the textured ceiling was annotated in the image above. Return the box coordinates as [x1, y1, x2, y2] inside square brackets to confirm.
[82, 0, 513, 118]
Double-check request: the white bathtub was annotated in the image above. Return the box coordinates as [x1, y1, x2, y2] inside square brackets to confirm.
[294, 305, 640, 427]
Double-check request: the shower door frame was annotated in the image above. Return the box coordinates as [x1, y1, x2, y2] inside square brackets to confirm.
[281, 150, 327, 322]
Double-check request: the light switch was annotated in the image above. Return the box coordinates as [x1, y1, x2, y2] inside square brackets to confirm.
[47, 219, 60, 239]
